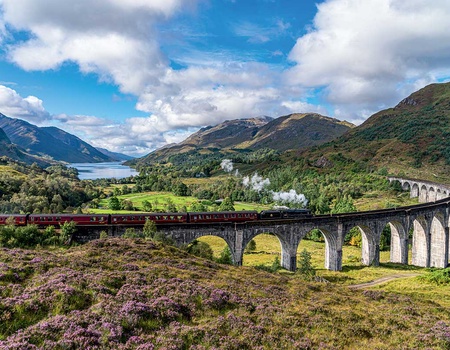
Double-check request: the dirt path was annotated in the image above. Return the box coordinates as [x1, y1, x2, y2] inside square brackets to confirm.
[348, 273, 421, 289]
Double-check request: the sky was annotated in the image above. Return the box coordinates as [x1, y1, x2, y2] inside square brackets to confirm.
[1, 0, 450, 157]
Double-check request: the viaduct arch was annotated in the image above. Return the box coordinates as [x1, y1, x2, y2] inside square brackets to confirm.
[75, 178, 450, 272]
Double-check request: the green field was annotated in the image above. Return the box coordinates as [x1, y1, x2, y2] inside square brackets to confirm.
[92, 191, 271, 213]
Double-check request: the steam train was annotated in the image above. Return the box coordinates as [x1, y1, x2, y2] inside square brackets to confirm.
[0, 209, 312, 228]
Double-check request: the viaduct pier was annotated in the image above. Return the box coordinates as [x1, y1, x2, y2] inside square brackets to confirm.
[74, 178, 450, 272]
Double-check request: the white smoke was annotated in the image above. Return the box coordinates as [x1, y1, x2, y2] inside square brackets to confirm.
[271, 189, 308, 206]
[221, 159, 234, 173]
[224, 159, 308, 207]
[242, 171, 308, 207]
[242, 172, 271, 192]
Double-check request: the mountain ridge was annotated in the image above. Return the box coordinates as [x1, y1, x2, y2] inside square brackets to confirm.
[131, 113, 354, 166]
[0, 114, 115, 163]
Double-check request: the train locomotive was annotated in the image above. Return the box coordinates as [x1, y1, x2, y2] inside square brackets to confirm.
[0, 208, 312, 228]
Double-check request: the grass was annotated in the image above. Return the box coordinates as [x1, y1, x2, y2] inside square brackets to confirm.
[91, 191, 271, 213]
[198, 233, 429, 287]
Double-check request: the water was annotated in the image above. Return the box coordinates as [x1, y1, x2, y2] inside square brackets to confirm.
[70, 162, 139, 180]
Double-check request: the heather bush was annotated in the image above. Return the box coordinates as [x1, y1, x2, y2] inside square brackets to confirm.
[0, 238, 449, 349]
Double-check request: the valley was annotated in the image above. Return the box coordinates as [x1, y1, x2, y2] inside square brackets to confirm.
[1, 82, 450, 349]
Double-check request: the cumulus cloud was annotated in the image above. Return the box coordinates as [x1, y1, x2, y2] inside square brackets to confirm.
[0, 85, 51, 122]
[287, 0, 450, 121]
[0, 0, 319, 144]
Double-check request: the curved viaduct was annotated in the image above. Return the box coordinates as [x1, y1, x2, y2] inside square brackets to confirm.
[75, 178, 450, 272]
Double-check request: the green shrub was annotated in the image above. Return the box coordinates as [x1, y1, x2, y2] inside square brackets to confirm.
[419, 268, 450, 285]
[216, 246, 233, 265]
[297, 249, 315, 280]
[185, 240, 214, 260]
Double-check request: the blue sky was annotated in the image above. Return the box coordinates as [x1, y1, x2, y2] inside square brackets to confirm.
[1, 0, 450, 156]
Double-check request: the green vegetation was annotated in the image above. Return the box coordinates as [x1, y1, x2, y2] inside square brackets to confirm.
[0, 158, 98, 214]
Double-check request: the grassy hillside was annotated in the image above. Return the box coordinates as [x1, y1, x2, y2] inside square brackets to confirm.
[303, 82, 450, 183]
[0, 238, 449, 349]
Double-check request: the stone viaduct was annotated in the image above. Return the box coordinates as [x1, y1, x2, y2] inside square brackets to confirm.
[74, 178, 450, 272]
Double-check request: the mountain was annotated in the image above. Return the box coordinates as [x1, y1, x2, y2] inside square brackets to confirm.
[183, 116, 273, 149]
[301, 82, 450, 182]
[0, 114, 115, 163]
[240, 113, 353, 151]
[96, 147, 134, 161]
[0, 126, 54, 167]
[132, 114, 353, 165]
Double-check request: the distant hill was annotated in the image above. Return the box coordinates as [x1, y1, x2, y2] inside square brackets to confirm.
[132, 114, 354, 165]
[0, 114, 115, 163]
[301, 82, 450, 182]
[96, 147, 134, 161]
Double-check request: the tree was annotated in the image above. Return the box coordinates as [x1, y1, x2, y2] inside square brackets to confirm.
[219, 197, 235, 211]
[190, 201, 206, 212]
[123, 227, 140, 238]
[331, 195, 356, 214]
[60, 221, 77, 245]
[185, 239, 214, 260]
[245, 239, 256, 253]
[173, 182, 189, 196]
[297, 249, 316, 280]
[108, 196, 121, 210]
[121, 199, 134, 211]
[216, 246, 233, 265]
[142, 200, 153, 212]
[143, 219, 157, 239]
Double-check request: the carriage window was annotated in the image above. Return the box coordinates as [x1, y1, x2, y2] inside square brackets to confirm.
[238, 214, 242, 218]
[163, 216, 168, 220]
[193, 216, 197, 220]
[214, 215, 218, 219]
[170, 216, 175, 220]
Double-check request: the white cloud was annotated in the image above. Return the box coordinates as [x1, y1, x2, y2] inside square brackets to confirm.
[0, 85, 51, 122]
[287, 0, 450, 122]
[2, 0, 450, 154]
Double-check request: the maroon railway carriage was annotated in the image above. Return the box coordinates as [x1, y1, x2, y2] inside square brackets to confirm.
[188, 211, 258, 224]
[110, 213, 188, 225]
[0, 214, 28, 226]
[28, 214, 109, 227]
